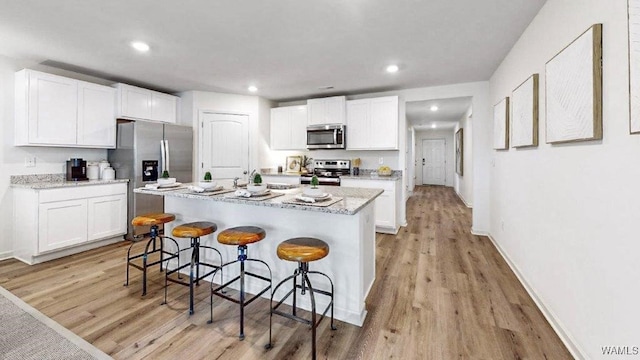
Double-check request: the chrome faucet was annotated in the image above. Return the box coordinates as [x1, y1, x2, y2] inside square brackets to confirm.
[233, 177, 240, 189]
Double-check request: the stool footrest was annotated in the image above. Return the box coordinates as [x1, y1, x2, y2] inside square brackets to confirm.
[272, 284, 333, 328]
[212, 273, 271, 307]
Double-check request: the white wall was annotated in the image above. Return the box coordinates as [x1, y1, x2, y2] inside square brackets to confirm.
[0, 55, 110, 259]
[489, 1, 637, 358]
[454, 108, 473, 207]
[415, 129, 454, 187]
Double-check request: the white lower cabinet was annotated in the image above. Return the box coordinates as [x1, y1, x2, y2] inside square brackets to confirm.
[13, 183, 127, 264]
[87, 194, 127, 241]
[341, 178, 400, 234]
[261, 175, 301, 185]
[38, 199, 88, 252]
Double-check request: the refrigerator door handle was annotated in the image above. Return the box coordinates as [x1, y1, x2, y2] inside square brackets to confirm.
[160, 139, 167, 174]
[164, 140, 170, 173]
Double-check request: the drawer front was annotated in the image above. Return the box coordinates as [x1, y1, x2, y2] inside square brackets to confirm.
[39, 183, 127, 203]
[340, 179, 395, 192]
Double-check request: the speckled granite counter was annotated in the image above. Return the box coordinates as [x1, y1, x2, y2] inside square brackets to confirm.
[136, 182, 379, 326]
[135, 184, 381, 215]
[11, 178, 129, 189]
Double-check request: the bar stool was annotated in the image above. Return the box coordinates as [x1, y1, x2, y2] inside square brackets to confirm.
[209, 226, 272, 340]
[125, 213, 180, 296]
[163, 221, 224, 315]
[265, 237, 336, 360]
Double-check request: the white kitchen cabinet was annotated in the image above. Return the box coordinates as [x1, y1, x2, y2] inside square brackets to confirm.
[341, 178, 401, 234]
[346, 96, 398, 150]
[38, 199, 88, 252]
[14, 69, 117, 148]
[270, 105, 307, 150]
[87, 194, 127, 241]
[77, 82, 117, 147]
[13, 183, 127, 264]
[307, 96, 346, 125]
[115, 83, 178, 123]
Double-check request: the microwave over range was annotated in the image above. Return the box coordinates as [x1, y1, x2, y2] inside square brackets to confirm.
[306, 124, 346, 149]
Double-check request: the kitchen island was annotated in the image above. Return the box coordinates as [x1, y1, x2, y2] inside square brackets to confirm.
[134, 185, 382, 326]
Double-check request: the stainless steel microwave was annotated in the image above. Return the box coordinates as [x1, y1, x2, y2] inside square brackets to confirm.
[307, 124, 346, 149]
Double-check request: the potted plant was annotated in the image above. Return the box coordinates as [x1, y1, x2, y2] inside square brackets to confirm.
[157, 170, 176, 185]
[198, 171, 217, 189]
[303, 175, 323, 197]
[247, 172, 267, 193]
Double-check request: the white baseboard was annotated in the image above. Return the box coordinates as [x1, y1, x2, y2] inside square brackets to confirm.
[0, 251, 14, 261]
[470, 228, 489, 236]
[486, 233, 585, 360]
[455, 190, 472, 208]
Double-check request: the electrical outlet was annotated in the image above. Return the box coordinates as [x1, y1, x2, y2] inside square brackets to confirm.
[378, 157, 384, 165]
[24, 157, 36, 167]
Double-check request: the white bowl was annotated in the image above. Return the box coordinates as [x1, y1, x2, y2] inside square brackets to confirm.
[157, 177, 176, 185]
[247, 184, 267, 193]
[198, 181, 218, 189]
[303, 187, 323, 197]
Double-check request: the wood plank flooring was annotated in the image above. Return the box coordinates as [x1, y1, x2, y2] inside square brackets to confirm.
[0, 186, 573, 359]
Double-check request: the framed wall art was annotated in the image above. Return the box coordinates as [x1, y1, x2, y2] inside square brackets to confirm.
[545, 24, 602, 143]
[511, 74, 539, 148]
[493, 97, 509, 150]
[455, 128, 464, 176]
[285, 156, 302, 173]
[629, 0, 640, 133]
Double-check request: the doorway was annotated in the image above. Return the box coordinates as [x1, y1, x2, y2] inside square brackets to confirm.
[200, 112, 249, 180]
[421, 139, 446, 185]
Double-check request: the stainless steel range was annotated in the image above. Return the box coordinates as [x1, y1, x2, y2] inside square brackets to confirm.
[300, 159, 351, 186]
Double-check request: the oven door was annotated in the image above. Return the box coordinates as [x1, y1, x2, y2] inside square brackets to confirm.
[300, 176, 341, 186]
[306, 125, 345, 149]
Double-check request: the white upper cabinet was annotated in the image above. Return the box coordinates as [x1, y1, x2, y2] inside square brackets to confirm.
[115, 83, 177, 123]
[15, 69, 116, 148]
[307, 96, 346, 125]
[346, 96, 398, 150]
[77, 82, 116, 147]
[270, 105, 307, 150]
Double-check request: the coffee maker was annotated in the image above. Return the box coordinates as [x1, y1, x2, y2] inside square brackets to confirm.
[66, 158, 88, 181]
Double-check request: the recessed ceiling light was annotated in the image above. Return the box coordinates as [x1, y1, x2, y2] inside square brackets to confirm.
[431, 123, 437, 129]
[430, 105, 439, 112]
[131, 41, 150, 52]
[386, 65, 399, 73]
[248, 85, 258, 92]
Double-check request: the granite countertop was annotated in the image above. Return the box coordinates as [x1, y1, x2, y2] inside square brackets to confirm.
[134, 184, 383, 215]
[11, 179, 129, 189]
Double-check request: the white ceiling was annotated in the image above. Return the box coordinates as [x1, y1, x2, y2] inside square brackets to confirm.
[407, 97, 472, 130]
[0, 0, 546, 102]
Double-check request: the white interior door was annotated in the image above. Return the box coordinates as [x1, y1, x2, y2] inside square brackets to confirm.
[201, 112, 249, 180]
[422, 139, 446, 185]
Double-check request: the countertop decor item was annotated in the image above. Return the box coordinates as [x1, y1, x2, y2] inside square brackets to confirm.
[377, 166, 392, 176]
[285, 156, 302, 173]
[247, 173, 267, 193]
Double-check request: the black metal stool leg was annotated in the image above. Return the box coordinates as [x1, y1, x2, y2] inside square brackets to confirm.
[302, 271, 318, 360]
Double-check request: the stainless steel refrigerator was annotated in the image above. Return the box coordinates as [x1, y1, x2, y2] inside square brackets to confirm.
[108, 120, 193, 240]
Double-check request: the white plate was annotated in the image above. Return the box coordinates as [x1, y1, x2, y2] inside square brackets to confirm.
[302, 192, 330, 199]
[296, 193, 331, 202]
[157, 182, 182, 189]
[202, 185, 224, 192]
[249, 189, 271, 197]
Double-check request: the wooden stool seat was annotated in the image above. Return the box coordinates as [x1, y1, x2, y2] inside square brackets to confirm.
[172, 221, 217, 238]
[277, 237, 329, 263]
[218, 226, 266, 246]
[132, 213, 176, 226]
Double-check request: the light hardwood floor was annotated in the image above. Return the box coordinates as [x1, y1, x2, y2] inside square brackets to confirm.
[0, 186, 572, 359]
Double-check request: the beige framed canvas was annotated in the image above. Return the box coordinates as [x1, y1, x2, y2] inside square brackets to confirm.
[511, 74, 539, 147]
[493, 97, 509, 150]
[545, 24, 602, 143]
[285, 156, 302, 173]
[629, 0, 640, 133]
[455, 128, 463, 176]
